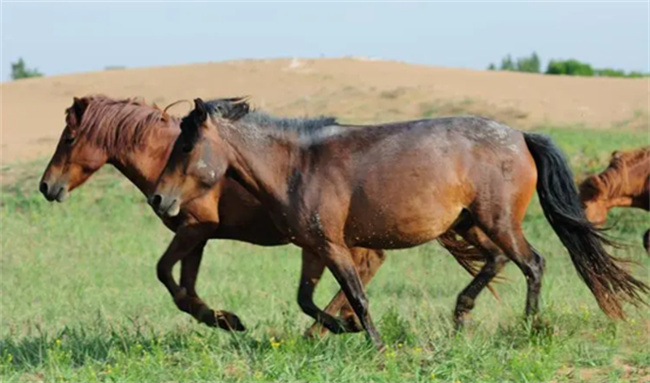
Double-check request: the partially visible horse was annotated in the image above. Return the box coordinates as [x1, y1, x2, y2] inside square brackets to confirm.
[39, 96, 485, 335]
[151, 98, 648, 349]
[579, 147, 650, 252]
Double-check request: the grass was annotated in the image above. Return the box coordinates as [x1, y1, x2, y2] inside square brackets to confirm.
[1, 127, 649, 382]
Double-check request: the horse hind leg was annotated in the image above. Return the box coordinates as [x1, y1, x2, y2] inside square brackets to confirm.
[478, 217, 545, 318]
[452, 218, 509, 328]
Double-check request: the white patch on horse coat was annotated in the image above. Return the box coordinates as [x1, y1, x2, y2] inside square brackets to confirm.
[298, 125, 348, 146]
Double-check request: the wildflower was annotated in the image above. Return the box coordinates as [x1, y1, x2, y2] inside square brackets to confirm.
[269, 336, 281, 349]
[413, 347, 422, 354]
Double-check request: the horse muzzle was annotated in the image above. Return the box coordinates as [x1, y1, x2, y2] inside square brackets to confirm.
[148, 193, 181, 217]
[39, 180, 69, 202]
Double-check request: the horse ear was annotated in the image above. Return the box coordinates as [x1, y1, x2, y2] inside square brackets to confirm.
[72, 97, 88, 119]
[193, 98, 208, 124]
[67, 97, 89, 130]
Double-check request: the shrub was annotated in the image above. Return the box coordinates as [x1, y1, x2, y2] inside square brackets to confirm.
[11, 58, 43, 80]
[492, 52, 540, 73]
[500, 54, 515, 71]
[516, 52, 541, 73]
[546, 59, 594, 76]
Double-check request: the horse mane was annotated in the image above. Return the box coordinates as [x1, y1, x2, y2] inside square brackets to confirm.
[180, 97, 339, 151]
[581, 147, 650, 200]
[203, 97, 338, 134]
[68, 95, 180, 154]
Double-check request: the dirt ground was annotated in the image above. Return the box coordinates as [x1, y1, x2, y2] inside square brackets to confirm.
[2, 58, 648, 164]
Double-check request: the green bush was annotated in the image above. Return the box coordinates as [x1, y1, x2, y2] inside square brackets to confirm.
[594, 68, 647, 78]
[500, 54, 515, 71]
[546, 59, 594, 76]
[515, 52, 541, 73]
[10, 58, 43, 80]
[489, 52, 540, 73]
[490, 54, 647, 78]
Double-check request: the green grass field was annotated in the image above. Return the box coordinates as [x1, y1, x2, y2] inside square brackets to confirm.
[1, 127, 648, 382]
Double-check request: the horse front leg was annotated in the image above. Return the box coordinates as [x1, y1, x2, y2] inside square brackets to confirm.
[157, 228, 245, 331]
[298, 243, 384, 349]
[297, 249, 362, 335]
[303, 248, 386, 338]
[177, 241, 245, 331]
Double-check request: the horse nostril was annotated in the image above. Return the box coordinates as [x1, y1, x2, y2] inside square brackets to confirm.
[39, 181, 49, 196]
[150, 194, 163, 209]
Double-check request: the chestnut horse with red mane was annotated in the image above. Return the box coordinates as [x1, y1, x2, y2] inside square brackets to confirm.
[151, 98, 648, 349]
[579, 147, 650, 252]
[39, 95, 486, 335]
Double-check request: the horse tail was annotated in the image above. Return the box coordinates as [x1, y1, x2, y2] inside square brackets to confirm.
[523, 132, 648, 319]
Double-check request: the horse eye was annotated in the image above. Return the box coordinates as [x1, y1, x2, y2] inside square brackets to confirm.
[64, 136, 76, 145]
[182, 144, 193, 153]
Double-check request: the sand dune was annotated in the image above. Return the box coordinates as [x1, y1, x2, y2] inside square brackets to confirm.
[2, 58, 648, 163]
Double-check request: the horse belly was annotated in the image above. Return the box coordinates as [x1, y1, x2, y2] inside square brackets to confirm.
[345, 182, 466, 249]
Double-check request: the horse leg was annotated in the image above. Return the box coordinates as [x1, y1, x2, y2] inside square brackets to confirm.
[453, 224, 508, 328]
[157, 229, 245, 331]
[177, 241, 245, 331]
[297, 249, 355, 334]
[303, 248, 386, 338]
[321, 242, 383, 348]
[339, 249, 386, 323]
[478, 219, 545, 318]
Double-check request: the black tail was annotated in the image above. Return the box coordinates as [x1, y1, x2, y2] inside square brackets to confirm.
[523, 132, 648, 319]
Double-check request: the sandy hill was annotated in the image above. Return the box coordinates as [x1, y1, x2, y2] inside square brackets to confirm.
[2, 58, 648, 164]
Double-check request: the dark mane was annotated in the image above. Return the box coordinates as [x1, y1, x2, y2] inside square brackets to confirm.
[203, 97, 338, 134]
[69, 95, 179, 154]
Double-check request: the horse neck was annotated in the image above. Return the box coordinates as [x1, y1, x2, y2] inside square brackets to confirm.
[220, 124, 296, 208]
[109, 127, 179, 197]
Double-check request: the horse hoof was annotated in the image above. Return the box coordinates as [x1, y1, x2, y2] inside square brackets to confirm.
[217, 311, 246, 331]
[453, 312, 470, 331]
[341, 314, 364, 333]
[303, 324, 327, 339]
[201, 310, 246, 331]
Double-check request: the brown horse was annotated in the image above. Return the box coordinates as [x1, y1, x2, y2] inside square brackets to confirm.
[579, 147, 650, 252]
[39, 96, 484, 335]
[151, 98, 648, 349]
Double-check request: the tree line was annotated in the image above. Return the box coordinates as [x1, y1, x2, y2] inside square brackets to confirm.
[9, 56, 648, 80]
[488, 52, 647, 78]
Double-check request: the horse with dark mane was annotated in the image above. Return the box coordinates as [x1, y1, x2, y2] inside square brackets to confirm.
[39, 95, 486, 335]
[579, 147, 650, 252]
[151, 97, 648, 349]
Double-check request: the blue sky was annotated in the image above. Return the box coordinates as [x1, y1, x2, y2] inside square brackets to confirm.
[2, 2, 648, 80]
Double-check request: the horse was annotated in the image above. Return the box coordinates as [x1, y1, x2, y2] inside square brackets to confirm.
[579, 147, 650, 253]
[39, 95, 485, 336]
[150, 98, 648, 349]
